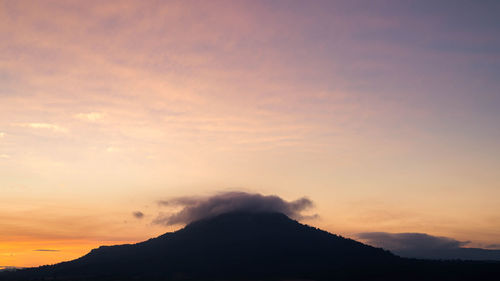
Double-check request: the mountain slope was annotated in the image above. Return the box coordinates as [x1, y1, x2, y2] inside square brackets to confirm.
[2, 212, 499, 280]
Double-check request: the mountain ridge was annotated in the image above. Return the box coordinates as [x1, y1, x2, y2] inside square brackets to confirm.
[1, 212, 499, 280]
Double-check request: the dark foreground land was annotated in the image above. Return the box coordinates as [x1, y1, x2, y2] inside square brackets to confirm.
[1, 212, 499, 281]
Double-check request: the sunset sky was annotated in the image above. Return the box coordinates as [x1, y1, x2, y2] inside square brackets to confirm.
[1, 0, 500, 267]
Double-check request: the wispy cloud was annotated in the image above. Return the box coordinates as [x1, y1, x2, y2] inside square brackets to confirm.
[105, 146, 119, 153]
[0, 154, 10, 159]
[0, 132, 5, 138]
[33, 249, 60, 252]
[16, 123, 67, 133]
[0, 266, 24, 271]
[74, 112, 104, 122]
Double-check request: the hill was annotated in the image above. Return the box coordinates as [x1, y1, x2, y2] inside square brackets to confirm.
[1, 212, 499, 280]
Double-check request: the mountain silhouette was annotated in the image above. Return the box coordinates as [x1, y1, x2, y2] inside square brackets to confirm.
[2, 212, 499, 280]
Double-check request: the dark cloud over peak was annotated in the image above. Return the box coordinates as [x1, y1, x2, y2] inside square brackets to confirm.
[154, 191, 316, 226]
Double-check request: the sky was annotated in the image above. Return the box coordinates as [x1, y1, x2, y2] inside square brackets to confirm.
[1, 0, 500, 267]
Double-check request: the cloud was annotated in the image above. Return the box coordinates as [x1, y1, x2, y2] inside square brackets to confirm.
[154, 191, 316, 226]
[33, 249, 60, 252]
[17, 123, 67, 133]
[0, 154, 10, 159]
[132, 211, 144, 219]
[106, 146, 119, 153]
[0, 266, 24, 271]
[486, 244, 500, 249]
[0, 132, 5, 138]
[74, 112, 104, 122]
[356, 232, 469, 251]
[356, 232, 500, 261]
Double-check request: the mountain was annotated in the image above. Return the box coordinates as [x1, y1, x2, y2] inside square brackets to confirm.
[1, 212, 499, 281]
